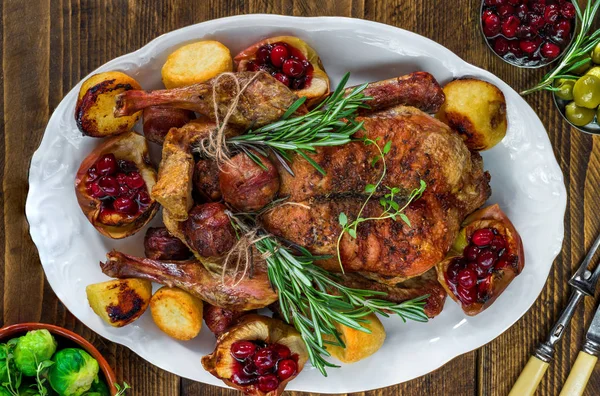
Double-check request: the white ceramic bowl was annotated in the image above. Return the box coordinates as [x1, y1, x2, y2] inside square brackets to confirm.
[25, 15, 566, 393]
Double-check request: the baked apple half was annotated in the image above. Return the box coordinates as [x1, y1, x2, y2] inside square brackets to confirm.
[436, 204, 524, 316]
[75, 131, 159, 239]
[234, 36, 330, 107]
[202, 314, 308, 395]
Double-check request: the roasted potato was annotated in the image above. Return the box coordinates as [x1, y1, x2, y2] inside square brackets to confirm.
[150, 287, 204, 340]
[86, 278, 152, 327]
[161, 41, 233, 89]
[75, 71, 142, 138]
[325, 313, 386, 363]
[436, 78, 507, 151]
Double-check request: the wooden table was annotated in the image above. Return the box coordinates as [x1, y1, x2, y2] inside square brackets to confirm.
[1, 0, 599, 395]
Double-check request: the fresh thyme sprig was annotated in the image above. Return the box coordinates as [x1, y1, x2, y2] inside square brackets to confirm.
[521, 0, 600, 95]
[227, 73, 371, 175]
[227, 215, 429, 376]
[115, 382, 131, 395]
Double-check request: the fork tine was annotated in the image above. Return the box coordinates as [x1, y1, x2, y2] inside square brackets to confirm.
[580, 232, 600, 278]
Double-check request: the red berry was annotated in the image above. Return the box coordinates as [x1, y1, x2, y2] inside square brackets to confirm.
[258, 374, 280, 392]
[498, 5, 515, 18]
[113, 197, 138, 214]
[270, 45, 289, 67]
[246, 61, 259, 72]
[277, 359, 297, 381]
[483, 12, 502, 37]
[477, 250, 497, 269]
[137, 190, 152, 205]
[502, 15, 521, 38]
[508, 0, 520, 5]
[517, 25, 534, 38]
[125, 171, 145, 189]
[464, 244, 480, 261]
[96, 153, 117, 176]
[231, 371, 257, 386]
[457, 268, 477, 289]
[520, 37, 541, 53]
[516, 4, 529, 19]
[472, 228, 494, 246]
[561, 2, 575, 18]
[98, 176, 119, 196]
[528, 13, 546, 32]
[446, 260, 463, 283]
[544, 4, 560, 23]
[87, 165, 99, 181]
[273, 73, 290, 87]
[256, 46, 270, 64]
[282, 59, 306, 78]
[87, 181, 106, 199]
[490, 236, 506, 251]
[231, 340, 257, 360]
[477, 277, 492, 301]
[456, 285, 477, 305]
[290, 76, 307, 90]
[253, 348, 276, 370]
[532, 2, 546, 14]
[508, 40, 523, 56]
[555, 19, 571, 37]
[272, 344, 291, 359]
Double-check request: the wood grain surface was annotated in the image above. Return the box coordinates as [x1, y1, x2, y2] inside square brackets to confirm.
[1, 0, 598, 395]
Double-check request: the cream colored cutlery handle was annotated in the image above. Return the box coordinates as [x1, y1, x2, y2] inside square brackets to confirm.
[559, 351, 598, 396]
[508, 356, 549, 396]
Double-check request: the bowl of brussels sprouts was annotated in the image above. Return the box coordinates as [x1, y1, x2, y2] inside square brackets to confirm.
[0, 323, 123, 395]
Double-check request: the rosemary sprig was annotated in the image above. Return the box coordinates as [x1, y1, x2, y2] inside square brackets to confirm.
[227, 215, 429, 376]
[521, 0, 600, 95]
[336, 138, 427, 271]
[228, 73, 371, 175]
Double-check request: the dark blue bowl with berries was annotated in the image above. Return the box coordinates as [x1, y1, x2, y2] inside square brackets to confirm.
[480, 0, 577, 68]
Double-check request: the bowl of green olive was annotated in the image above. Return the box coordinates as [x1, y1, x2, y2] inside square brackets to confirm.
[554, 42, 600, 134]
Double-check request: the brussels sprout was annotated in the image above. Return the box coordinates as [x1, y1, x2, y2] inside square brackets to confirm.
[48, 348, 99, 396]
[82, 376, 109, 396]
[14, 330, 57, 376]
[0, 387, 12, 396]
[0, 344, 8, 384]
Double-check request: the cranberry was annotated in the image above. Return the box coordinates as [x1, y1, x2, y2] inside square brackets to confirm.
[477, 277, 492, 301]
[273, 73, 290, 87]
[137, 190, 152, 205]
[502, 15, 521, 38]
[87, 166, 99, 181]
[555, 19, 571, 36]
[277, 359, 297, 381]
[447, 260, 463, 282]
[477, 250, 497, 269]
[258, 374, 280, 392]
[116, 172, 127, 184]
[483, 12, 502, 37]
[98, 176, 119, 196]
[544, 4, 559, 22]
[508, 40, 523, 56]
[272, 344, 291, 359]
[125, 172, 145, 189]
[253, 348, 276, 370]
[291, 77, 307, 90]
[270, 45, 289, 67]
[231, 340, 257, 360]
[243, 361, 258, 375]
[561, 2, 575, 18]
[114, 197, 138, 215]
[282, 59, 305, 78]
[246, 61, 259, 72]
[498, 5, 515, 18]
[490, 236, 506, 250]
[472, 228, 494, 246]
[456, 285, 477, 305]
[256, 46, 270, 64]
[119, 185, 131, 198]
[516, 4, 529, 19]
[87, 181, 106, 199]
[528, 13, 546, 31]
[231, 371, 257, 386]
[467, 261, 488, 278]
[517, 25, 535, 38]
[457, 268, 477, 289]
[507, 0, 520, 5]
[118, 159, 137, 173]
[96, 153, 117, 175]
[520, 37, 541, 53]
[532, 2, 546, 13]
[464, 245, 480, 261]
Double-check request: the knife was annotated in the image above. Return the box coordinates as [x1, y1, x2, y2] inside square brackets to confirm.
[509, 231, 600, 396]
[559, 300, 600, 396]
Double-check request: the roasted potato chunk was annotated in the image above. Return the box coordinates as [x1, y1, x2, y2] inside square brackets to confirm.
[150, 287, 204, 340]
[86, 278, 152, 327]
[75, 71, 142, 137]
[436, 78, 507, 151]
[161, 41, 233, 89]
[325, 313, 386, 363]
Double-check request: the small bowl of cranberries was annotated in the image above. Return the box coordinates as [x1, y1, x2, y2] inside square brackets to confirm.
[75, 131, 159, 239]
[202, 314, 308, 396]
[481, 0, 577, 68]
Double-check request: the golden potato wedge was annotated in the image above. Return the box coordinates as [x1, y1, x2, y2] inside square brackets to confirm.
[161, 41, 233, 89]
[436, 78, 507, 151]
[86, 278, 152, 327]
[75, 71, 142, 138]
[325, 313, 386, 363]
[150, 287, 203, 340]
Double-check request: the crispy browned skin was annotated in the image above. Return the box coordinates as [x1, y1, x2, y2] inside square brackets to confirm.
[338, 268, 446, 318]
[277, 106, 490, 212]
[115, 72, 302, 129]
[203, 304, 248, 337]
[101, 251, 278, 311]
[352, 72, 445, 115]
[262, 192, 464, 282]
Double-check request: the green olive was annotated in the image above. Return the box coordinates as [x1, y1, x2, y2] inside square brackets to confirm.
[586, 66, 600, 79]
[572, 55, 592, 75]
[565, 101, 596, 126]
[555, 79, 575, 101]
[591, 42, 600, 64]
[573, 75, 600, 109]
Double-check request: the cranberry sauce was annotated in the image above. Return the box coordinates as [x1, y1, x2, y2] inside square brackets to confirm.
[481, 0, 576, 67]
[246, 42, 314, 90]
[446, 227, 518, 306]
[85, 153, 152, 219]
[229, 340, 298, 392]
